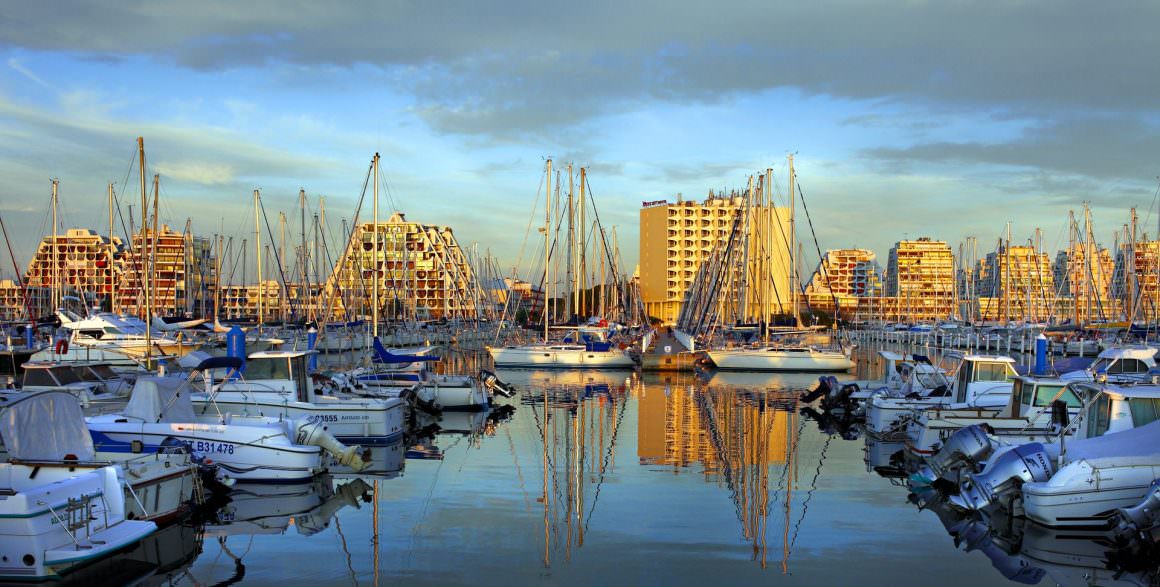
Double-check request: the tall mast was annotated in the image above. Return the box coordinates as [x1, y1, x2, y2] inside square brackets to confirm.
[151, 174, 159, 317]
[215, 234, 223, 323]
[107, 183, 116, 314]
[278, 211, 287, 321]
[568, 164, 577, 320]
[788, 154, 800, 327]
[138, 137, 151, 359]
[51, 178, 59, 312]
[253, 189, 263, 325]
[544, 159, 552, 341]
[578, 166, 587, 320]
[300, 189, 308, 321]
[372, 153, 380, 337]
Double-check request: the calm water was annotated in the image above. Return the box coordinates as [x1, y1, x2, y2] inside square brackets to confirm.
[68, 347, 1148, 585]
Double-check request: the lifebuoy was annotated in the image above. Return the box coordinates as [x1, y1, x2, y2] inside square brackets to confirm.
[54, 338, 69, 355]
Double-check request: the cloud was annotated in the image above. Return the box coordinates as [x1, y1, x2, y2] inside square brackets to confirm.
[153, 161, 235, 185]
[3, 1, 1158, 138]
[6, 57, 50, 88]
[862, 116, 1160, 182]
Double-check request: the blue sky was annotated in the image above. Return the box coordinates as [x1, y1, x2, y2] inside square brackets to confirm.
[1, 1, 1158, 283]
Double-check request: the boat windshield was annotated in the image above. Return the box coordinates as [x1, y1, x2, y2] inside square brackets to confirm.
[1018, 382, 1080, 408]
[914, 370, 948, 388]
[1086, 393, 1112, 438]
[245, 357, 292, 381]
[1128, 398, 1160, 427]
[973, 362, 1014, 382]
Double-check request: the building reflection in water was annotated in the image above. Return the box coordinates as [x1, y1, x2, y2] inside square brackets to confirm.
[637, 372, 802, 570]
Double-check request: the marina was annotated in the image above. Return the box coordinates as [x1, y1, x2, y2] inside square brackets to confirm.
[1, 4, 1159, 583]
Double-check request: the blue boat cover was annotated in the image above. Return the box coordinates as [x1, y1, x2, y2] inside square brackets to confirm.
[195, 356, 244, 372]
[372, 337, 440, 365]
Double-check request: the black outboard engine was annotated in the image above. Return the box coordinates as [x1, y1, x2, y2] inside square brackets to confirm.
[1114, 479, 1160, 543]
[799, 377, 832, 403]
[927, 424, 999, 480]
[951, 443, 1055, 512]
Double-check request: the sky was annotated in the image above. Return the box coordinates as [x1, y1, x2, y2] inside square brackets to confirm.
[1, 1, 1158, 283]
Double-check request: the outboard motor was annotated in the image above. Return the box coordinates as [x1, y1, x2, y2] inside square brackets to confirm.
[480, 370, 516, 398]
[1114, 479, 1160, 542]
[822, 379, 859, 412]
[927, 424, 999, 479]
[952, 442, 1055, 512]
[799, 376, 832, 403]
[290, 417, 370, 472]
[947, 518, 1046, 585]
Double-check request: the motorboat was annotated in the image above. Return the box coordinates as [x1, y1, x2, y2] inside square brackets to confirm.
[903, 375, 1083, 458]
[801, 351, 949, 413]
[863, 355, 1016, 439]
[348, 339, 491, 411]
[191, 351, 407, 444]
[950, 383, 1160, 527]
[0, 392, 156, 580]
[1059, 346, 1157, 383]
[88, 374, 367, 483]
[51, 310, 196, 361]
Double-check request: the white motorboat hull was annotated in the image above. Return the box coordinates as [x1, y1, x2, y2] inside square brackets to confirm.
[707, 348, 854, 372]
[1023, 460, 1160, 527]
[488, 346, 635, 369]
[0, 464, 156, 580]
[87, 419, 323, 483]
[427, 375, 489, 411]
[191, 391, 406, 445]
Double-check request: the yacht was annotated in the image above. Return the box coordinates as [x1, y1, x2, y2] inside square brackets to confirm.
[706, 345, 853, 372]
[487, 339, 636, 369]
[1059, 346, 1157, 383]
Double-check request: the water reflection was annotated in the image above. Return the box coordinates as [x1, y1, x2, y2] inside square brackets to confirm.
[636, 372, 820, 571]
[510, 368, 633, 567]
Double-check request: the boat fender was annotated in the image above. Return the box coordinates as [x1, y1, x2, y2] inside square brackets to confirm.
[54, 338, 68, 355]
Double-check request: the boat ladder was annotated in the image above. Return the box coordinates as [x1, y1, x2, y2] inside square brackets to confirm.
[41, 492, 102, 549]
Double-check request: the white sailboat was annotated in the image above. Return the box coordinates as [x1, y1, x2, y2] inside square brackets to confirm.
[488, 160, 635, 370]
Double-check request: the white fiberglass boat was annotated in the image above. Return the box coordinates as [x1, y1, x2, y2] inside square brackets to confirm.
[951, 383, 1160, 527]
[88, 376, 366, 483]
[864, 355, 1017, 439]
[191, 351, 407, 445]
[1059, 345, 1158, 383]
[903, 375, 1083, 458]
[0, 393, 156, 580]
[707, 345, 854, 372]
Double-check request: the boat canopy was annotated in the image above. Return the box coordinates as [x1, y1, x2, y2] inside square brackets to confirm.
[1065, 418, 1160, 461]
[372, 337, 439, 365]
[0, 390, 94, 461]
[123, 377, 196, 423]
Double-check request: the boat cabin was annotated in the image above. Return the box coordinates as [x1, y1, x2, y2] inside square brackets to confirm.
[952, 355, 1018, 404]
[879, 351, 949, 392]
[1070, 383, 1160, 439]
[1004, 375, 1082, 419]
[240, 350, 315, 402]
[1087, 347, 1157, 380]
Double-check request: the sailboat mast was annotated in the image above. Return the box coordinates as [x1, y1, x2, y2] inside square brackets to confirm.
[151, 174, 159, 318]
[544, 159, 552, 341]
[138, 137, 152, 359]
[254, 189, 263, 325]
[108, 183, 116, 314]
[568, 164, 577, 320]
[51, 178, 59, 312]
[373, 153, 380, 338]
[788, 154, 800, 327]
[300, 189, 308, 321]
[578, 167, 587, 320]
